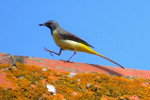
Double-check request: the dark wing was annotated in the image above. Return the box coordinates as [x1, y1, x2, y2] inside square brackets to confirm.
[57, 29, 94, 48]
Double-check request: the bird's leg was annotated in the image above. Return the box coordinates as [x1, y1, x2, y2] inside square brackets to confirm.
[66, 50, 77, 62]
[44, 47, 62, 57]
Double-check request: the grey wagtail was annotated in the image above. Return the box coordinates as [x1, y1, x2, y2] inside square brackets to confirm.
[39, 20, 124, 69]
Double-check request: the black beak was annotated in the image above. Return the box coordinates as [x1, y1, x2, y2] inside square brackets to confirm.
[39, 23, 45, 26]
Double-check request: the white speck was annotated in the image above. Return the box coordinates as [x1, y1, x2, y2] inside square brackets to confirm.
[68, 73, 76, 78]
[73, 92, 77, 95]
[42, 68, 47, 71]
[46, 84, 56, 95]
[77, 79, 80, 82]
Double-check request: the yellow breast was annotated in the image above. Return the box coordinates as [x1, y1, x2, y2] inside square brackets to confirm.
[52, 30, 74, 50]
[52, 30, 61, 44]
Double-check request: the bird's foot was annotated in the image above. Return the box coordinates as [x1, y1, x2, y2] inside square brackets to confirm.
[60, 59, 73, 63]
[65, 60, 70, 63]
[44, 47, 54, 57]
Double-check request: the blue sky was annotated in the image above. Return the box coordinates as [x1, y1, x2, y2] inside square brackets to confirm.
[1, 1, 150, 70]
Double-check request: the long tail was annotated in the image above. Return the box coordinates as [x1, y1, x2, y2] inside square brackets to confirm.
[78, 43, 124, 69]
[95, 53, 124, 69]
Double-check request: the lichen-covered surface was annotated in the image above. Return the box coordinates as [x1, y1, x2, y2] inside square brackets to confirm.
[0, 63, 150, 100]
[0, 52, 150, 79]
[0, 52, 150, 99]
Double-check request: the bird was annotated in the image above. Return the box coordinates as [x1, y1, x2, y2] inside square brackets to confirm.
[39, 20, 124, 69]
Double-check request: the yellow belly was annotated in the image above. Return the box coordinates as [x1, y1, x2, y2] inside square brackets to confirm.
[52, 30, 76, 50]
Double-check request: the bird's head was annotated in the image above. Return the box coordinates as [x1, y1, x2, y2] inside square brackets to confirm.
[39, 20, 59, 31]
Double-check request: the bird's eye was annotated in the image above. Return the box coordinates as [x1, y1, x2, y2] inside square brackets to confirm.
[48, 22, 51, 25]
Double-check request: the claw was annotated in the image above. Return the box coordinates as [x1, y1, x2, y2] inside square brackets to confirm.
[65, 60, 70, 62]
[44, 47, 48, 51]
[64, 60, 73, 63]
[44, 47, 54, 57]
[50, 52, 54, 57]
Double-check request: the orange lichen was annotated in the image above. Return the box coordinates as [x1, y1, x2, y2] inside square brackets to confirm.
[0, 63, 150, 100]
